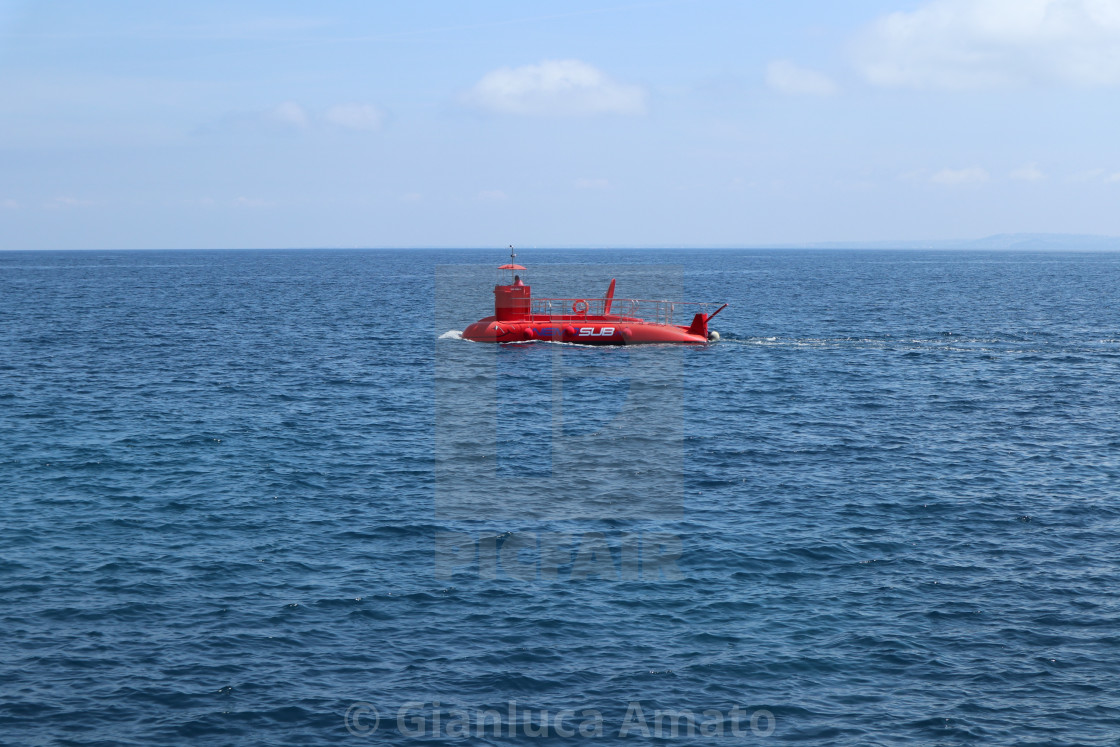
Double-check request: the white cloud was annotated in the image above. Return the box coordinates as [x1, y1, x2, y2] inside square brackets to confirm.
[211, 101, 388, 135]
[465, 59, 647, 116]
[1070, 168, 1107, 181]
[1, 199, 18, 210]
[765, 60, 839, 95]
[931, 167, 990, 185]
[47, 196, 95, 208]
[268, 101, 309, 128]
[575, 178, 610, 189]
[856, 0, 1120, 89]
[477, 190, 508, 202]
[1070, 168, 1120, 183]
[1010, 163, 1045, 181]
[233, 196, 270, 207]
[324, 103, 385, 131]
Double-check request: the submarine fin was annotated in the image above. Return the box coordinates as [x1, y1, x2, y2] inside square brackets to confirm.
[687, 312, 708, 338]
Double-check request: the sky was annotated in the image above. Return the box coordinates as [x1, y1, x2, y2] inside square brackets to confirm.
[2, 0, 1120, 249]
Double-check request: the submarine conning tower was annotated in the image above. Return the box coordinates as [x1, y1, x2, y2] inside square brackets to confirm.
[494, 263, 531, 321]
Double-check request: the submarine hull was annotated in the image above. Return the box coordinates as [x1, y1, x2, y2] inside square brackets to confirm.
[462, 317, 709, 345]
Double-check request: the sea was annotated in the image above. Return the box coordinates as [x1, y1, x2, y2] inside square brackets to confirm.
[2, 248, 1119, 746]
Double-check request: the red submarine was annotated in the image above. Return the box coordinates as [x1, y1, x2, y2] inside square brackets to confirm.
[462, 251, 726, 345]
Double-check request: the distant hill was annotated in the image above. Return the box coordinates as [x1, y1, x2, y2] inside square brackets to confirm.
[962, 234, 1120, 250]
[800, 234, 1120, 250]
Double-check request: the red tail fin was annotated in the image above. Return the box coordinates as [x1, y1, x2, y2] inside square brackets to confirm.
[687, 312, 707, 338]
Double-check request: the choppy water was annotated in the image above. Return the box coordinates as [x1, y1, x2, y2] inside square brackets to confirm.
[2, 248, 1120, 745]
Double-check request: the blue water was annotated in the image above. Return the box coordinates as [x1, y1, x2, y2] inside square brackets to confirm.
[3, 248, 1120, 745]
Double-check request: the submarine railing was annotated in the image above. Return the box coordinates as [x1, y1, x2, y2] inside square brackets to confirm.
[528, 298, 719, 326]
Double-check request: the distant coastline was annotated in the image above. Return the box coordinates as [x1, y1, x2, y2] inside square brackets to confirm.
[788, 233, 1120, 251]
